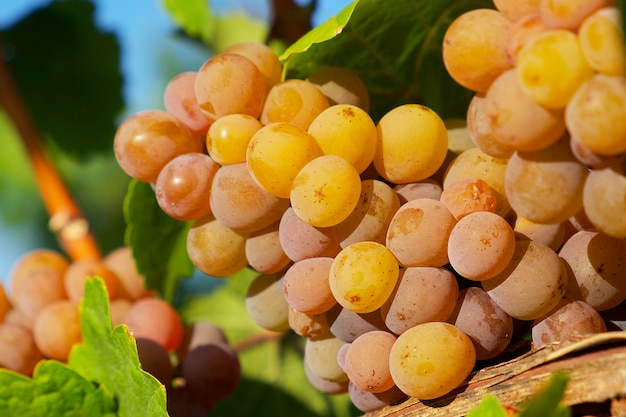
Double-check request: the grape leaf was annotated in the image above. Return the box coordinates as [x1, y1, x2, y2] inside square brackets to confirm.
[281, 0, 493, 121]
[68, 277, 168, 417]
[0, 361, 116, 417]
[179, 269, 359, 417]
[161, 0, 215, 45]
[123, 179, 195, 303]
[466, 395, 509, 417]
[2, 0, 123, 158]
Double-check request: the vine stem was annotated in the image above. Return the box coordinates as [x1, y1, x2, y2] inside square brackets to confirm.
[0, 38, 101, 261]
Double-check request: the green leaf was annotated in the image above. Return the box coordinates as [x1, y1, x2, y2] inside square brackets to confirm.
[466, 395, 509, 417]
[209, 13, 270, 53]
[2, 0, 123, 158]
[179, 269, 358, 417]
[68, 277, 168, 417]
[161, 0, 215, 45]
[518, 372, 571, 417]
[0, 361, 116, 417]
[281, 0, 493, 121]
[123, 179, 195, 303]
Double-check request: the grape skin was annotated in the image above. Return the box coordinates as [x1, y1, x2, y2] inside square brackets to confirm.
[344, 330, 397, 393]
[326, 304, 390, 343]
[223, 41, 282, 94]
[260, 79, 330, 130]
[245, 274, 290, 332]
[163, 71, 211, 136]
[103, 246, 150, 301]
[532, 300, 606, 348]
[304, 333, 348, 383]
[63, 258, 120, 304]
[245, 221, 292, 275]
[123, 297, 184, 352]
[33, 300, 81, 361]
[582, 157, 626, 239]
[0, 322, 43, 375]
[278, 207, 342, 262]
[135, 337, 175, 386]
[282, 257, 336, 315]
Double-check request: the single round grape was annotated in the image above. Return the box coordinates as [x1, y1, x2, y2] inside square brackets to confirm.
[186, 214, 248, 278]
[103, 246, 150, 300]
[260, 79, 330, 130]
[565, 74, 626, 156]
[307, 66, 370, 112]
[123, 297, 184, 352]
[113, 110, 203, 182]
[466, 93, 515, 159]
[333, 179, 401, 248]
[9, 249, 69, 321]
[329, 241, 399, 313]
[513, 216, 565, 251]
[505, 137, 588, 224]
[155, 153, 219, 221]
[373, 104, 449, 183]
[33, 300, 81, 361]
[135, 337, 175, 386]
[386, 198, 457, 268]
[206, 113, 263, 165]
[578, 7, 626, 76]
[442, 9, 513, 92]
[504, 13, 548, 65]
[493, 0, 541, 22]
[539, 0, 610, 31]
[481, 240, 566, 320]
[448, 211, 516, 281]
[440, 178, 499, 220]
[283, 257, 336, 315]
[64, 258, 120, 304]
[582, 158, 626, 239]
[163, 71, 211, 135]
[532, 300, 606, 348]
[448, 286, 513, 360]
[307, 104, 377, 173]
[348, 382, 407, 413]
[304, 361, 349, 395]
[194, 53, 266, 122]
[290, 155, 362, 228]
[288, 307, 329, 339]
[442, 147, 511, 218]
[516, 29, 593, 109]
[0, 322, 43, 375]
[278, 207, 342, 262]
[223, 41, 282, 93]
[559, 230, 626, 311]
[389, 322, 476, 400]
[344, 330, 397, 393]
[484, 68, 566, 152]
[381, 267, 459, 335]
[182, 343, 241, 408]
[304, 333, 348, 382]
[246, 122, 324, 199]
[245, 273, 290, 332]
[393, 179, 443, 203]
[326, 304, 389, 343]
[210, 162, 290, 233]
[245, 221, 292, 275]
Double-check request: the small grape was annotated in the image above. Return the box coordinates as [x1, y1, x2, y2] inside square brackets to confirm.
[123, 297, 184, 352]
[0, 322, 43, 375]
[578, 7, 626, 76]
[539, 0, 610, 31]
[278, 207, 342, 262]
[206, 113, 263, 165]
[304, 361, 349, 395]
[260, 79, 330, 130]
[466, 93, 515, 159]
[245, 273, 290, 332]
[245, 221, 292, 275]
[163, 71, 211, 135]
[282, 257, 336, 315]
[582, 157, 626, 239]
[304, 333, 348, 383]
[344, 330, 397, 393]
[223, 41, 282, 93]
[532, 300, 606, 348]
[64, 258, 120, 304]
[326, 305, 389, 343]
[440, 178, 498, 220]
[33, 300, 81, 361]
[348, 382, 407, 413]
[103, 246, 150, 300]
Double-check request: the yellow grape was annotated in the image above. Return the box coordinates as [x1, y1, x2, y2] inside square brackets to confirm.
[484, 68, 566, 152]
[442, 9, 513, 92]
[565, 74, 626, 156]
[513, 215, 565, 251]
[388, 322, 475, 400]
[246, 122, 323, 199]
[186, 214, 248, 277]
[307, 104, 377, 173]
[373, 104, 448, 184]
[306, 66, 370, 112]
[582, 157, 626, 239]
[260, 79, 330, 130]
[539, 0, 610, 31]
[505, 137, 588, 224]
[447, 211, 516, 281]
[194, 53, 266, 123]
[223, 41, 282, 93]
[329, 241, 399, 314]
[493, 0, 541, 22]
[466, 93, 515, 159]
[578, 7, 626, 76]
[504, 13, 548, 65]
[442, 147, 511, 217]
[516, 29, 594, 109]
[290, 155, 362, 228]
[386, 198, 457, 268]
[333, 179, 401, 248]
[206, 114, 263, 165]
[481, 240, 566, 320]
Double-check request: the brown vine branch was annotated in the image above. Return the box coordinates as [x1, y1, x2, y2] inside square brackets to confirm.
[0, 36, 101, 261]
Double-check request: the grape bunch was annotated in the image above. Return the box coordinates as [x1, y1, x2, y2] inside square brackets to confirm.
[0, 247, 241, 416]
[111, 2, 626, 411]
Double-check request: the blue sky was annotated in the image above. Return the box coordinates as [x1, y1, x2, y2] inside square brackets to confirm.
[0, 0, 352, 277]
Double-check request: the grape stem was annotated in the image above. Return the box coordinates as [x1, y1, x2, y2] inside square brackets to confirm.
[0, 37, 101, 261]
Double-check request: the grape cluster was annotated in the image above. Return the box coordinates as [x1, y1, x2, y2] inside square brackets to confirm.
[112, 4, 626, 412]
[0, 247, 240, 416]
